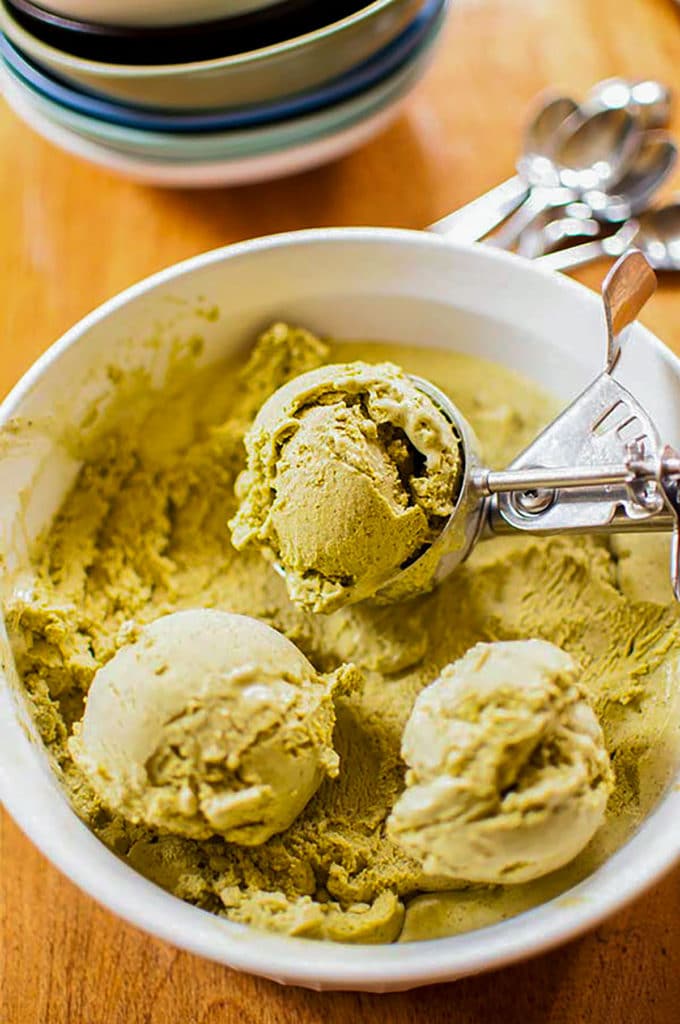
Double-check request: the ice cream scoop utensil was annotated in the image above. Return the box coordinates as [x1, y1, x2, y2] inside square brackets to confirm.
[408, 251, 680, 600]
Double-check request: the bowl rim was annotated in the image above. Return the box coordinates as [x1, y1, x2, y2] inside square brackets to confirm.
[1, 227, 679, 990]
[0, 0, 415, 77]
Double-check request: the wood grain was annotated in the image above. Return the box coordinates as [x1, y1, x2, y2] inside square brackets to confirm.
[1, 0, 680, 1019]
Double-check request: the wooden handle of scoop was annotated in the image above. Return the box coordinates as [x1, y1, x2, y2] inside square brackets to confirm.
[603, 249, 657, 371]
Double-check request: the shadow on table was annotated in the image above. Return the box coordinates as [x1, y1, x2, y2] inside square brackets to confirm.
[234, 939, 582, 1024]
[149, 107, 443, 242]
[208, 925, 667, 1024]
[188, 865, 680, 1024]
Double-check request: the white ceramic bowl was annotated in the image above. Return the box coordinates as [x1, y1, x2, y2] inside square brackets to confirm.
[1, 230, 679, 992]
[34, 0, 283, 27]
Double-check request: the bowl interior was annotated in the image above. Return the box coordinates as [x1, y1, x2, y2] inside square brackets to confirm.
[35, 0, 290, 28]
[1, 231, 679, 991]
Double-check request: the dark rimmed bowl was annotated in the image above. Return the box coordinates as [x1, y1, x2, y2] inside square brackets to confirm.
[5, 0, 365, 64]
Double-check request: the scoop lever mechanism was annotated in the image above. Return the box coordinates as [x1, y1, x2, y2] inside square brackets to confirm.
[481, 250, 680, 598]
[417, 250, 680, 601]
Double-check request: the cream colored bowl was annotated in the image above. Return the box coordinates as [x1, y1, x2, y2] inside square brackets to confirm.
[0, 230, 679, 991]
[27, 0, 287, 28]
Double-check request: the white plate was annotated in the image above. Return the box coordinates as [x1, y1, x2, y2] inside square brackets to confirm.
[0, 68, 409, 186]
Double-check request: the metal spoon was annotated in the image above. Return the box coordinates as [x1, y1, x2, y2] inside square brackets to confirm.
[518, 133, 677, 257]
[430, 78, 671, 246]
[429, 93, 577, 243]
[518, 203, 600, 258]
[536, 203, 680, 272]
[583, 130, 677, 222]
[586, 77, 672, 128]
[488, 107, 641, 249]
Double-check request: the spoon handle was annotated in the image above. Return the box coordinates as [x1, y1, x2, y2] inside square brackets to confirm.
[535, 238, 612, 271]
[429, 175, 529, 243]
[533, 220, 640, 272]
[485, 186, 575, 250]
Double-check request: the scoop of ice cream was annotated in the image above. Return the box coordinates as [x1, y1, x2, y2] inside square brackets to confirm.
[387, 639, 613, 884]
[230, 362, 462, 613]
[69, 609, 350, 845]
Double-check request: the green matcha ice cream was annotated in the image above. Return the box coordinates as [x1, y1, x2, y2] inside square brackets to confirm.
[230, 361, 462, 613]
[5, 324, 680, 944]
[388, 640, 613, 884]
[70, 609, 352, 844]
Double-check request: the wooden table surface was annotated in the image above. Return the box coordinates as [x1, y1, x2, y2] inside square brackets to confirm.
[1, 0, 680, 1020]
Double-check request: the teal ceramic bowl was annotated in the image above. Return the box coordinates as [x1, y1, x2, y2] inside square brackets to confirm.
[0, 0, 428, 110]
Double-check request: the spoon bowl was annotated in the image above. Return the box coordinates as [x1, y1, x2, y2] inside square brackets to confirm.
[586, 77, 673, 129]
[488, 107, 641, 249]
[585, 130, 677, 222]
[637, 203, 680, 271]
[517, 203, 600, 259]
[537, 203, 680, 272]
[518, 133, 677, 257]
[554, 107, 640, 191]
[519, 93, 579, 187]
[433, 77, 672, 248]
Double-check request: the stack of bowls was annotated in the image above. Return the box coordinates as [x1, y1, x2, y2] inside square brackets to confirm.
[0, 0, 449, 186]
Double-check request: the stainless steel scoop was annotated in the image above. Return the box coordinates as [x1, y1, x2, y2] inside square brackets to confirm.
[405, 249, 680, 600]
